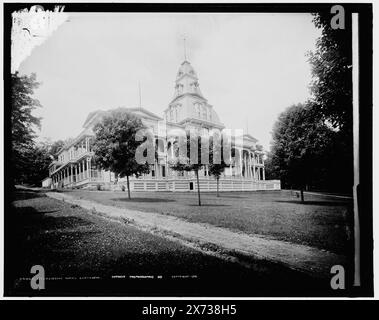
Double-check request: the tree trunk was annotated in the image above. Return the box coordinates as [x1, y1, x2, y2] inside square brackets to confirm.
[126, 175, 131, 199]
[195, 170, 201, 206]
[300, 188, 304, 203]
[216, 176, 220, 197]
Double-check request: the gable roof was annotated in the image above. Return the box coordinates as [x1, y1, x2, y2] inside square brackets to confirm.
[243, 134, 258, 143]
[82, 107, 163, 129]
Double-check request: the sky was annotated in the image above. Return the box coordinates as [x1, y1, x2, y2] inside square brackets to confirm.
[18, 12, 321, 150]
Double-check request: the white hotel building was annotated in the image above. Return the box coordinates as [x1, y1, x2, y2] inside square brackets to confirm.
[48, 60, 280, 192]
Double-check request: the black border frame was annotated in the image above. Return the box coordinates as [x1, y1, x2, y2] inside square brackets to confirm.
[2, 2, 373, 298]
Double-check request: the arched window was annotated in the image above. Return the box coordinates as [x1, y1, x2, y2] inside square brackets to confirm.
[202, 106, 207, 119]
[195, 103, 201, 118]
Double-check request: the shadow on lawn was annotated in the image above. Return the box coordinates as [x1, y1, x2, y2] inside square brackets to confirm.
[187, 204, 230, 207]
[111, 197, 176, 203]
[13, 206, 94, 231]
[12, 190, 46, 201]
[212, 195, 247, 199]
[275, 200, 350, 206]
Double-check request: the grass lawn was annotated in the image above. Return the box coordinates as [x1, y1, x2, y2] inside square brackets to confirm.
[64, 189, 353, 255]
[8, 189, 340, 296]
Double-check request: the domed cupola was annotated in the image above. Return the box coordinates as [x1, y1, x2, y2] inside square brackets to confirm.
[165, 59, 224, 129]
[173, 60, 204, 100]
[176, 60, 197, 80]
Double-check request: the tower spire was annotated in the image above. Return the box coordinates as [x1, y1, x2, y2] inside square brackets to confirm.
[138, 81, 142, 109]
[183, 35, 187, 61]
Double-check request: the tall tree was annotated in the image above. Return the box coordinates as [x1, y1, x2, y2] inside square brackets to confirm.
[49, 139, 65, 160]
[91, 109, 150, 199]
[307, 12, 353, 192]
[28, 142, 53, 186]
[269, 103, 335, 202]
[170, 134, 204, 206]
[308, 12, 352, 132]
[208, 134, 228, 197]
[11, 72, 42, 184]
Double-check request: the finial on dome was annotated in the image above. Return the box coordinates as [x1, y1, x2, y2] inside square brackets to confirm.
[183, 35, 188, 62]
[138, 81, 142, 109]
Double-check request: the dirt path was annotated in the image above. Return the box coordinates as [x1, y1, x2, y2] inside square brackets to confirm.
[47, 192, 346, 278]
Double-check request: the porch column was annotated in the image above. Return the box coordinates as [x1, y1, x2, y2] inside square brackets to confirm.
[82, 160, 86, 179]
[238, 149, 243, 177]
[249, 152, 253, 178]
[87, 157, 90, 180]
[262, 157, 265, 180]
[242, 150, 247, 178]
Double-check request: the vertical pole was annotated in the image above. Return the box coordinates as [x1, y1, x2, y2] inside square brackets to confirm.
[352, 13, 360, 287]
[88, 157, 92, 180]
[196, 169, 201, 206]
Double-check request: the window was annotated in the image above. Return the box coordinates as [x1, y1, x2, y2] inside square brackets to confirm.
[191, 82, 198, 93]
[177, 84, 183, 94]
[202, 106, 207, 119]
[162, 165, 166, 177]
[195, 103, 201, 118]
